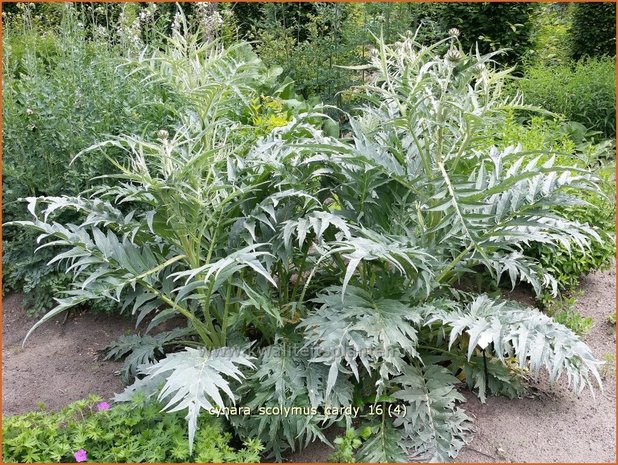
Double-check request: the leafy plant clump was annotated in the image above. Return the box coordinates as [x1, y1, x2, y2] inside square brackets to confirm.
[1, 4, 180, 314]
[9, 31, 607, 462]
[517, 57, 616, 138]
[1, 395, 263, 463]
[544, 291, 594, 336]
[475, 110, 616, 300]
[328, 426, 373, 463]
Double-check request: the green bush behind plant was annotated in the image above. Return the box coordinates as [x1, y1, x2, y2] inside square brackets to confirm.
[570, 2, 616, 60]
[229, 2, 539, 107]
[1, 395, 262, 463]
[2, 6, 180, 314]
[432, 2, 538, 67]
[527, 3, 572, 66]
[517, 58, 616, 138]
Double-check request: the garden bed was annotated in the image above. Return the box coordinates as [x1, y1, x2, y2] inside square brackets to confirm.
[4, 268, 615, 462]
[2, 294, 132, 416]
[2, 4, 615, 462]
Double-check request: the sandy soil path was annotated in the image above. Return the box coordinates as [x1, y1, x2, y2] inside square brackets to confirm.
[2, 293, 133, 415]
[457, 267, 616, 463]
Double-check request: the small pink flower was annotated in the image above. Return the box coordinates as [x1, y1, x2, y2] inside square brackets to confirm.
[96, 401, 110, 411]
[74, 449, 87, 462]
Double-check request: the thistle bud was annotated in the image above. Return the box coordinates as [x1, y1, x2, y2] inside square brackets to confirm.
[445, 47, 462, 63]
[448, 28, 460, 38]
[157, 129, 169, 140]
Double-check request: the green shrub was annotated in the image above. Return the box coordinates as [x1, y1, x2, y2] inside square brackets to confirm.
[527, 3, 572, 66]
[1, 395, 262, 463]
[517, 58, 616, 138]
[536, 185, 615, 296]
[241, 2, 538, 107]
[432, 2, 538, 67]
[570, 2, 616, 60]
[248, 2, 368, 109]
[1, 5, 180, 313]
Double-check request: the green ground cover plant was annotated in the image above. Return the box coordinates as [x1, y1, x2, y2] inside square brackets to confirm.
[1, 395, 262, 463]
[9, 27, 608, 462]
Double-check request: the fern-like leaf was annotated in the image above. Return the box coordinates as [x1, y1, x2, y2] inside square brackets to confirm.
[300, 286, 422, 397]
[357, 419, 408, 463]
[392, 364, 472, 462]
[136, 346, 254, 452]
[102, 328, 193, 381]
[425, 295, 603, 393]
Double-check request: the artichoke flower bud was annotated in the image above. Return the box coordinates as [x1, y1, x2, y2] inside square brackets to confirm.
[445, 47, 463, 63]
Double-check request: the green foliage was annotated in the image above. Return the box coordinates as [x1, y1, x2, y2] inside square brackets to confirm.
[457, 355, 526, 403]
[536, 165, 615, 296]
[1, 4, 179, 313]
[247, 2, 366, 109]
[425, 295, 601, 393]
[11, 32, 607, 462]
[542, 290, 593, 337]
[236, 2, 539, 108]
[570, 2, 616, 60]
[1, 395, 262, 463]
[432, 2, 538, 67]
[128, 347, 255, 453]
[356, 418, 407, 462]
[518, 58, 616, 138]
[230, 341, 353, 461]
[102, 328, 193, 382]
[328, 426, 372, 463]
[477, 109, 616, 299]
[392, 364, 472, 461]
[552, 309, 593, 337]
[528, 4, 572, 66]
[300, 286, 424, 395]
